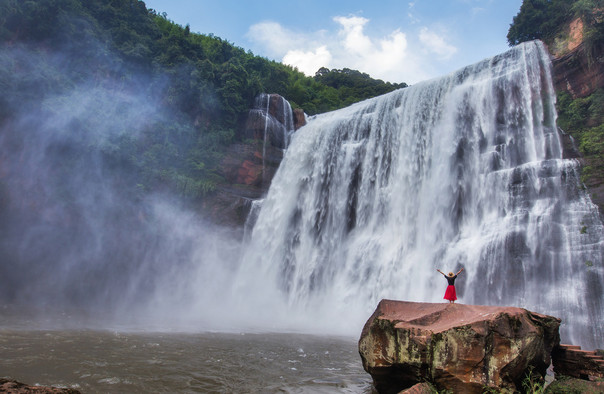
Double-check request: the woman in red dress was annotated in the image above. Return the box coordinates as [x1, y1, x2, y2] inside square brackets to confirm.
[436, 268, 464, 303]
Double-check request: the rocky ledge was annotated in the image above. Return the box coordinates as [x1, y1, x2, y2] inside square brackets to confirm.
[0, 378, 80, 393]
[358, 300, 561, 394]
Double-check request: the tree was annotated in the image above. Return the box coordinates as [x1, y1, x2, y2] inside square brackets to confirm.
[507, 0, 575, 46]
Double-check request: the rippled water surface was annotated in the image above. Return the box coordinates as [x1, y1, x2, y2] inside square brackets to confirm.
[0, 329, 373, 393]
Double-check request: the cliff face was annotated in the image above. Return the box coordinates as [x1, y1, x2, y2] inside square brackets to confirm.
[548, 16, 604, 213]
[551, 46, 604, 100]
[550, 17, 604, 99]
[202, 94, 305, 227]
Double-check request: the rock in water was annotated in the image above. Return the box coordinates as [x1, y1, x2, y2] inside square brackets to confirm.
[358, 299, 561, 393]
[0, 378, 80, 393]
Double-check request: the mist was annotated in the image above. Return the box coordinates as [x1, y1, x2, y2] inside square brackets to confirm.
[0, 40, 254, 332]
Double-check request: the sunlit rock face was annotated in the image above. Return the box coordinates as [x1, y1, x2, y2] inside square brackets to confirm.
[358, 300, 560, 393]
[242, 40, 604, 348]
[549, 17, 604, 100]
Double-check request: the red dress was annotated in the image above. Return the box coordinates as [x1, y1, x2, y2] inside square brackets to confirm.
[443, 274, 458, 301]
[444, 285, 457, 301]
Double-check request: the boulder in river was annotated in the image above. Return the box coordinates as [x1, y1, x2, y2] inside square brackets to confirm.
[358, 299, 561, 393]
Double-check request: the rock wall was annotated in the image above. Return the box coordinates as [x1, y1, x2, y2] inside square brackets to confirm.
[551, 42, 604, 100]
[548, 17, 604, 214]
[204, 94, 304, 226]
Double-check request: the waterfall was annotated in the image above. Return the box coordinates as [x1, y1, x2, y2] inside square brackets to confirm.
[246, 93, 296, 187]
[250, 93, 295, 151]
[239, 41, 604, 348]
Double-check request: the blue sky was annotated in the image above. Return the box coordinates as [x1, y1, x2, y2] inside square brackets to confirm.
[143, 0, 524, 84]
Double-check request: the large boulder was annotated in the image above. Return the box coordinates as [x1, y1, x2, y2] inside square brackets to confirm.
[358, 299, 560, 394]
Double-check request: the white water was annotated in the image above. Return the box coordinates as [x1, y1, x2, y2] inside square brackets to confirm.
[251, 92, 295, 152]
[237, 41, 604, 349]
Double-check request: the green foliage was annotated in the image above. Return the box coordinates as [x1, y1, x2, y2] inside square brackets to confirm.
[507, 0, 575, 46]
[314, 67, 407, 108]
[557, 89, 604, 188]
[521, 367, 546, 394]
[578, 124, 604, 156]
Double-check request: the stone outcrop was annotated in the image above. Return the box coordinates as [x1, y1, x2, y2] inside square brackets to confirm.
[0, 378, 80, 393]
[208, 93, 301, 226]
[293, 108, 306, 130]
[358, 300, 561, 394]
[552, 344, 604, 380]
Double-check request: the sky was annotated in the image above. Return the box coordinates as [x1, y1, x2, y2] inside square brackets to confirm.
[142, 0, 524, 84]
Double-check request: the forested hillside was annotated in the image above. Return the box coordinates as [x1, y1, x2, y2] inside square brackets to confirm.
[0, 0, 406, 201]
[508, 0, 604, 208]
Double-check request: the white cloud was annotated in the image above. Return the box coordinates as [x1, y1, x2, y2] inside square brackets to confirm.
[333, 16, 372, 55]
[246, 21, 304, 57]
[283, 46, 332, 76]
[246, 15, 454, 84]
[419, 27, 458, 60]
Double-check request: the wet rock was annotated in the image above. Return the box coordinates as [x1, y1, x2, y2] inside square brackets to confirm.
[358, 299, 560, 394]
[293, 108, 306, 130]
[0, 378, 80, 393]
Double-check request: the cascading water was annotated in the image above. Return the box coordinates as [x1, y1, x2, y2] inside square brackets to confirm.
[245, 93, 296, 191]
[250, 93, 295, 151]
[239, 41, 604, 349]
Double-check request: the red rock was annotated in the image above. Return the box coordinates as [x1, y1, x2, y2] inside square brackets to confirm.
[358, 300, 560, 394]
[549, 18, 604, 100]
[235, 160, 263, 186]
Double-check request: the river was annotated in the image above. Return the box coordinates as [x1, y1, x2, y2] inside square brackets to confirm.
[0, 327, 372, 393]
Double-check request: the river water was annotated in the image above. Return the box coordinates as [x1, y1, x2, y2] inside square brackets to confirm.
[0, 328, 372, 393]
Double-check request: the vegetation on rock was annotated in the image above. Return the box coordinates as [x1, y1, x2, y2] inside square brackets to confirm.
[557, 89, 604, 186]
